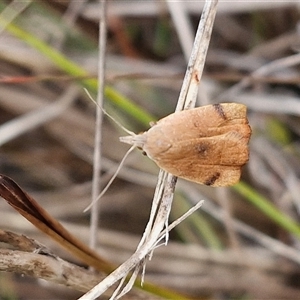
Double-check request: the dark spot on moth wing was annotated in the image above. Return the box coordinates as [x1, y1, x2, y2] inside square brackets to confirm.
[199, 167, 240, 186]
[195, 142, 210, 157]
[204, 172, 221, 186]
[213, 103, 227, 120]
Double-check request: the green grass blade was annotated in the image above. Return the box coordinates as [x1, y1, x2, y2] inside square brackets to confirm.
[233, 182, 300, 238]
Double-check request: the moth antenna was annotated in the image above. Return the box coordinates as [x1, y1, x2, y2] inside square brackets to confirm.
[84, 145, 136, 212]
[84, 88, 135, 136]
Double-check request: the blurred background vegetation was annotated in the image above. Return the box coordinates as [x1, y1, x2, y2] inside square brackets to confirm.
[0, 1, 300, 299]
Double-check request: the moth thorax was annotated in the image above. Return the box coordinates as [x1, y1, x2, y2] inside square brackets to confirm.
[119, 133, 147, 149]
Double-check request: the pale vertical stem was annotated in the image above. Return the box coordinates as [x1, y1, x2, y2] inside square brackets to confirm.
[90, 0, 107, 250]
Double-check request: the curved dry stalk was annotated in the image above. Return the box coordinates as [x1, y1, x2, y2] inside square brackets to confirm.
[0, 85, 78, 146]
[217, 52, 300, 102]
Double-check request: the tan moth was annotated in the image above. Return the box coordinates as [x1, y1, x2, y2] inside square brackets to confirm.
[120, 103, 251, 187]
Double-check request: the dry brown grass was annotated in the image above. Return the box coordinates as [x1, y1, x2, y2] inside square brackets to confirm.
[1, 1, 300, 299]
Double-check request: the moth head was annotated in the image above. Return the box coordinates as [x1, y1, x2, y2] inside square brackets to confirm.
[119, 133, 147, 150]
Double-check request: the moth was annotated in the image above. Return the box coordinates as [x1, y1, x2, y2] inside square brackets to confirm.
[120, 103, 251, 187]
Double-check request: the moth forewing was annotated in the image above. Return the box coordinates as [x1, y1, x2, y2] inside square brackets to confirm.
[119, 103, 251, 187]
